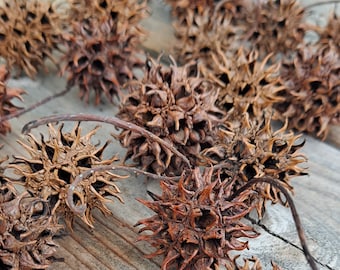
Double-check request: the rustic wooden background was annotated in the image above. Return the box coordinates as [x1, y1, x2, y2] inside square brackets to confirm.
[1, 0, 339, 269]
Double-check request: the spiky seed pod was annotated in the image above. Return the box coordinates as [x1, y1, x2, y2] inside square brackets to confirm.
[172, 9, 240, 65]
[0, 192, 61, 270]
[117, 56, 225, 176]
[0, 65, 25, 135]
[1, 156, 61, 269]
[317, 12, 340, 54]
[274, 45, 340, 139]
[136, 167, 259, 270]
[165, 0, 215, 17]
[62, 15, 145, 105]
[241, 0, 306, 58]
[0, 155, 16, 204]
[200, 47, 285, 121]
[202, 114, 307, 217]
[171, 1, 246, 64]
[9, 123, 126, 229]
[0, 0, 64, 78]
[68, 0, 149, 24]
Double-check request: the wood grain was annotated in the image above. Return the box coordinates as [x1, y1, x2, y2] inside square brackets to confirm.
[1, 1, 339, 270]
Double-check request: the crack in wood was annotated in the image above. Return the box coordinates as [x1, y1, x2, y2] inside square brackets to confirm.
[246, 216, 334, 270]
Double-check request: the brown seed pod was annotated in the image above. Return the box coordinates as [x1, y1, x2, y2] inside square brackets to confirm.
[241, 0, 307, 58]
[0, 65, 26, 135]
[117, 56, 225, 176]
[61, 15, 146, 105]
[68, 0, 149, 24]
[202, 114, 307, 217]
[9, 123, 126, 229]
[0, 0, 64, 78]
[136, 167, 259, 270]
[0, 156, 61, 270]
[200, 47, 285, 121]
[165, 0, 215, 17]
[316, 12, 340, 54]
[0, 155, 16, 204]
[274, 44, 340, 139]
[171, 0, 246, 64]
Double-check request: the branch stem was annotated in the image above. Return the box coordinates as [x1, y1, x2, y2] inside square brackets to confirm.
[0, 87, 71, 123]
[228, 177, 318, 270]
[22, 113, 191, 168]
[67, 165, 181, 215]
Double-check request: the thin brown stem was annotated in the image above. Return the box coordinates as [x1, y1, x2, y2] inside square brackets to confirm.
[228, 177, 318, 270]
[305, 1, 340, 9]
[68, 165, 181, 215]
[0, 87, 71, 123]
[22, 113, 191, 168]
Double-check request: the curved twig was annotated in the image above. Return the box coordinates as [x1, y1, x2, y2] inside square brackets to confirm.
[228, 177, 318, 270]
[0, 87, 71, 123]
[67, 165, 182, 215]
[22, 113, 191, 168]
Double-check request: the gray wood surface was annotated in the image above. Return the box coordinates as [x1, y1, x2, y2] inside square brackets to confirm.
[1, 1, 339, 269]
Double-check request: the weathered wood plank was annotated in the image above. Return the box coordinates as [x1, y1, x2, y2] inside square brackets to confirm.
[1, 1, 339, 270]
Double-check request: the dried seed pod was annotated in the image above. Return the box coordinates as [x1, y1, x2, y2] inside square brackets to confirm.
[0, 155, 16, 204]
[0, 156, 61, 270]
[0, 65, 26, 135]
[274, 45, 340, 139]
[69, 0, 148, 24]
[316, 12, 340, 54]
[171, 0, 246, 64]
[202, 114, 307, 217]
[165, 0, 215, 17]
[9, 123, 126, 229]
[117, 56, 225, 176]
[200, 47, 285, 120]
[136, 167, 259, 270]
[0, 0, 64, 78]
[0, 193, 61, 270]
[61, 15, 145, 104]
[241, 0, 306, 58]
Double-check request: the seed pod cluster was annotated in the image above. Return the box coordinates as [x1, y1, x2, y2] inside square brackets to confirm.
[202, 114, 307, 217]
[0, 0, 64, 78]
[0, 65, 25, 135]
[170, 0, 308, 63]
[274, 45, 340, 139]
[9, 123, 126, 229]
[136, 167, 259, 270]
[117, 56, 225, 176]
[0, 156, 60, 270]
